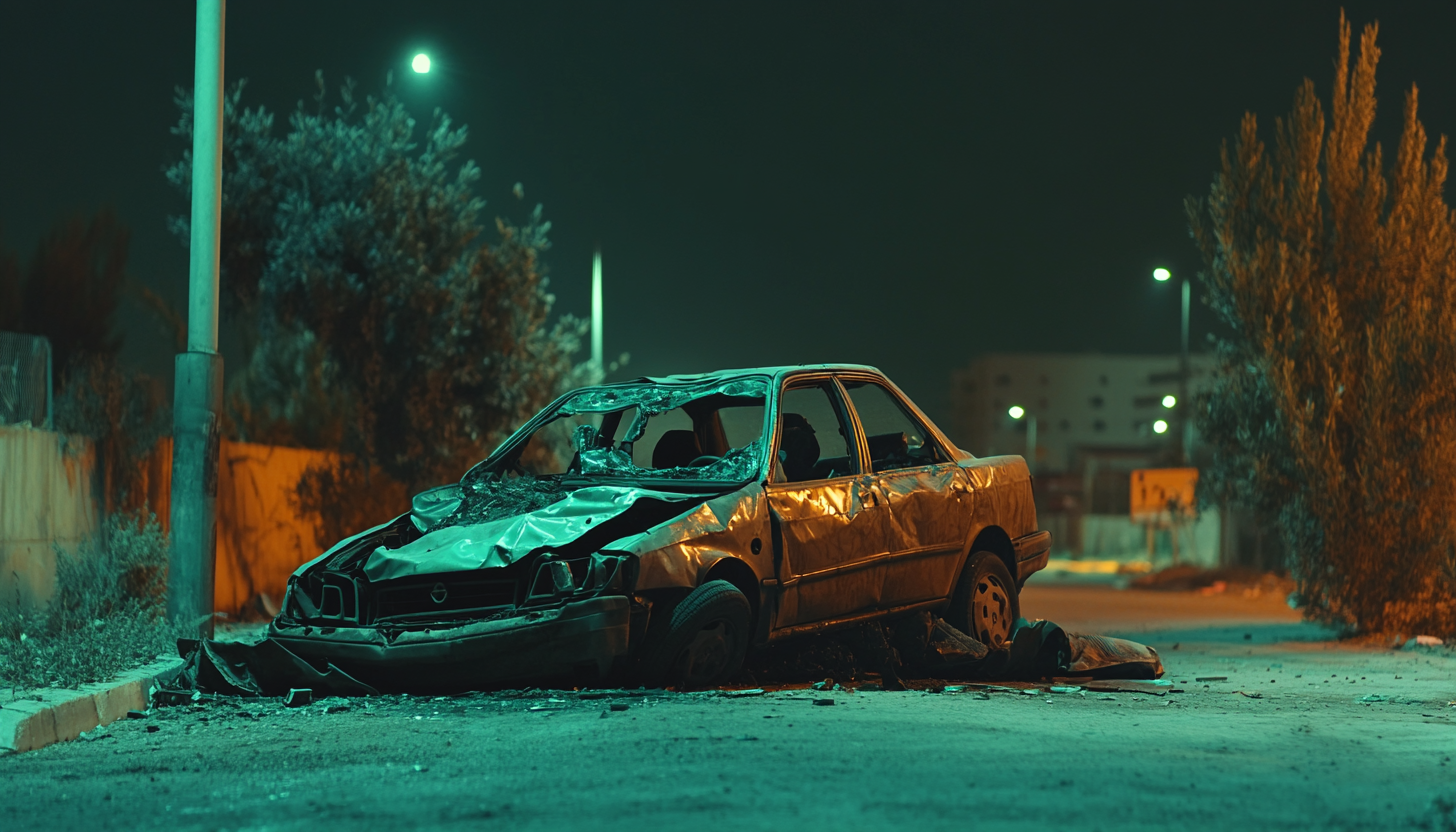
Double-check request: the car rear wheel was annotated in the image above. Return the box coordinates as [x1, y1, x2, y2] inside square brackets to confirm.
[946, 550, 1020, 651]
[635, 580, 751, 690]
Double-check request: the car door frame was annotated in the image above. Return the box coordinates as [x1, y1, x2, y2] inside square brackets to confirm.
[834, 370, 976, 608]
[761, 371, 893, 633]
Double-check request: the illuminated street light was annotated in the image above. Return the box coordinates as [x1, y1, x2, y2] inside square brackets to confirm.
[1007, 406, 1037, 472]
[1153, 266, 1190, 462]
[1162, 394, 1177, 408]
[1153, 419, 1169, 434]
[412, 53, 432, 74]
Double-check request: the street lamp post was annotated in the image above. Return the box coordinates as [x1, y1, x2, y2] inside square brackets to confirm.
[168, 0, 226, 637]
[1154, 268, 1191, 464]
[1007, 405, 1037, 474]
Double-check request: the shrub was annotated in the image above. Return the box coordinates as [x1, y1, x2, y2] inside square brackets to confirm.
[0, 512, 184, 692]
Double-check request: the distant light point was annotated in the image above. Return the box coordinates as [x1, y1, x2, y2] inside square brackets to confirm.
[412, 53, 432, 74]
[1153, 419, 1169, 434]
[1153, 267, 1171, 282]
[1162, 395, 1177, 408]
[1008, 405, 1025, 420]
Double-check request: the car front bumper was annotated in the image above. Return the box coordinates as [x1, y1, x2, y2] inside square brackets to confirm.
[269, 595, 631, 692]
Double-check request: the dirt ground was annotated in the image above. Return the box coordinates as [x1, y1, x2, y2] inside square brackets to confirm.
[3, 583, 1453, 832]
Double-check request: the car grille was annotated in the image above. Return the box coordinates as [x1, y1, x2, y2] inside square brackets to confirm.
[373, 579, 518, 623]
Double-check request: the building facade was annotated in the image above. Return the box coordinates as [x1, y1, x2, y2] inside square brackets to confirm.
[949, 353, 1232, 566]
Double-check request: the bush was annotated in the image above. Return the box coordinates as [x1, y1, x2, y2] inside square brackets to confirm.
[1186, 15, 1456, 637]
[0, 512, 184, 692]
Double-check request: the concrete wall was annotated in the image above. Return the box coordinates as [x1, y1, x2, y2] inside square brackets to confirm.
[0, 427, 100, 610]
[1, 428, 338, 618]
[1077, 510, 1221, 568]
[215, 441, 334, 615]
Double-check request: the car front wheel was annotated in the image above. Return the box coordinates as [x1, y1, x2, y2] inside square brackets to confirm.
[945, 550, 1020, 651]
[635, 580, 752, 690]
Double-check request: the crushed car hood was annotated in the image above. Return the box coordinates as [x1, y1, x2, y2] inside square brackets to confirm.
[363, 485, 705, 582]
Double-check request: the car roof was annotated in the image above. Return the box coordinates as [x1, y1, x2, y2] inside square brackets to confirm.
[629, 364, 884, 386]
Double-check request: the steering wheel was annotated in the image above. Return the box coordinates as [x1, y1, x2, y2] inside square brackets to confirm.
[687, 454, 722, 468]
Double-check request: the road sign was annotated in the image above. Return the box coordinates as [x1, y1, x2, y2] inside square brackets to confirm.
[1130, 467, 1198, 522]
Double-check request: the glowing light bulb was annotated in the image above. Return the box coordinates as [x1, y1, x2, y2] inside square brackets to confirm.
[412, 53, 432, 74]
[1153, 267, 1171, 282]
[1162, 395, 1177, 408]
[1153, 419, 1169, 434]
[1008, 405, 1025, 420]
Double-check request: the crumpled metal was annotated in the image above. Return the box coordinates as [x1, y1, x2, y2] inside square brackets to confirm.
[557, 377, 768, 421]
[577, 441, 763, 482]
[362, 485, 701, 582]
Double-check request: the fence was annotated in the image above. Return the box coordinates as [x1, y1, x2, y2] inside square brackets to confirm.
[0, 332, 52, 429]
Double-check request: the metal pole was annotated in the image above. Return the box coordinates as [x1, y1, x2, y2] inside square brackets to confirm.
[1179, 278, 1190, 465]
[591, 248, 603, 369]
[168, 0, 226, 637]
[1026, 415, 1037, 474]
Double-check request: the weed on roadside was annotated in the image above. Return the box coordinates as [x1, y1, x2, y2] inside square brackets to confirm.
[0, 511, 186, 693]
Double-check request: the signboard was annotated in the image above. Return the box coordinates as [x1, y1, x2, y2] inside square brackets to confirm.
[1130, 467, 1198, 522]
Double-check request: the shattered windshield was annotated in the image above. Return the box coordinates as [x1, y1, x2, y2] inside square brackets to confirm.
[500, 377, 769, 484]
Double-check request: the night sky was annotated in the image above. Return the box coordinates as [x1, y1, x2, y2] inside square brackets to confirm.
[4, 1, 1455, 427]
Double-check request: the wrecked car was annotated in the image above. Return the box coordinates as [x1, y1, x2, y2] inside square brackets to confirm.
[268, 365, 1052, 691]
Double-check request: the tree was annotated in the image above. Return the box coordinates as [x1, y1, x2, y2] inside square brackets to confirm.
[167, 74, 596, 497]
[1187, 13, 1456, 637]
[0, 231, 20, 332]
[18, 211, 128, 372]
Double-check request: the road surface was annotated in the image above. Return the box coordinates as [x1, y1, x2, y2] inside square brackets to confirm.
[3, 584, 1453, 831]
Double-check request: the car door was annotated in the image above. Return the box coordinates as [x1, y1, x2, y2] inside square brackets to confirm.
[839, 375, 973, 607]
[763, 378, 889, 628]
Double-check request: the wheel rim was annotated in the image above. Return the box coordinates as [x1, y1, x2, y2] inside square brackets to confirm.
[972, 573, 1012, 649]
[671, 619, 737, 686]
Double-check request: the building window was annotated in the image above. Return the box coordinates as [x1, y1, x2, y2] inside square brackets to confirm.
[1099, 375, 1109, 386]
[1090, 395, 1104, 409]
[1039, 375, 1049, 386]
[1059, 419, 1071, 431]
[995, 374, 1012, 387]
[1093, 419, 1107, 432]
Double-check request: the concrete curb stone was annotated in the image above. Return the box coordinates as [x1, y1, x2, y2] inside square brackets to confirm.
[0, 657, 187, 754]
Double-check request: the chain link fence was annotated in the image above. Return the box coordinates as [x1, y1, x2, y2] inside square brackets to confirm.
[0, 331, 53, 429]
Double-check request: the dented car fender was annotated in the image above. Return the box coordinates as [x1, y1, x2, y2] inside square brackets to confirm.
[618, 481, 775, 594]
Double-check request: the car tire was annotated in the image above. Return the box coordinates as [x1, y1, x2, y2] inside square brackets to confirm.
[945, 550, 1020, 651]
[635, 580, 752, 690]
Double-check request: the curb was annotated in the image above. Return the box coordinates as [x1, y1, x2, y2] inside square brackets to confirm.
[0, 657, 187, 755]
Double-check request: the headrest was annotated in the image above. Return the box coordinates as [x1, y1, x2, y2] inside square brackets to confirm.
[779, 412, 821, 482]
[652, 429, 702, 469]
[867, 431, 908, 464]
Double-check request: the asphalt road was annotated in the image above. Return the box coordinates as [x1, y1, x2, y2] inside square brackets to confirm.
[4, 585, 1454, 832]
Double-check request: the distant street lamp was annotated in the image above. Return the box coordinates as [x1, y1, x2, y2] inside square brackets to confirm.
[412, 53, 431, 74]
[1153, 267, 1191, 463]
[1008, 405, 1037, 473]
[1153, 419, 1169, 434]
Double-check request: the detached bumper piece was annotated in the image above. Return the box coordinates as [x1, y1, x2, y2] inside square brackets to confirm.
[181, 596, 631, 696]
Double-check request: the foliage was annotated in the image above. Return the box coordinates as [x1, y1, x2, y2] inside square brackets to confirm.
[293, 457, 411, 557]
[54, 355, 171, 515]
[0, 512, 183, 691]
[1186, 14, 1456, 636]
[166, 73, 597, 501]
[11, 211, 128, 372]
[0, 231, 20, 332]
